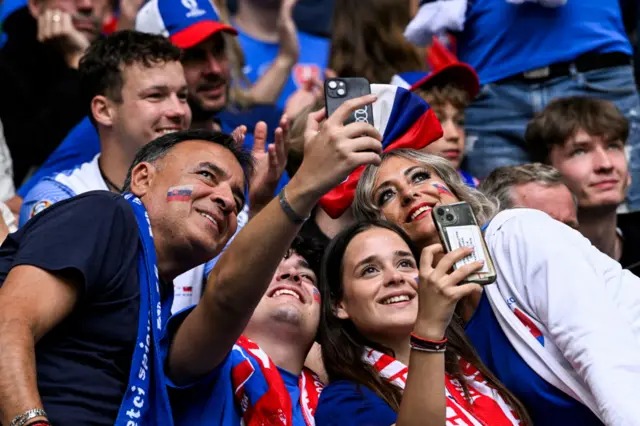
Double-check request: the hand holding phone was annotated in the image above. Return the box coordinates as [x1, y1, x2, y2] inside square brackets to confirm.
[431, 202, 497, 285]
[415, 244, 485, 339]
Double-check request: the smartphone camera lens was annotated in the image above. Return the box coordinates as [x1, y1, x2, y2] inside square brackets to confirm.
[328, 81, 338, 89]
[446, 214, 454, 221]
[437, 207, 444, 216]
[337, 88, 346, 96]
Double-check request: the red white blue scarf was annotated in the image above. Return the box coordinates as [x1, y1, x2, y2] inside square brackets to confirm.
[231, 336, 323, 425]
[364, 347, 520, 426]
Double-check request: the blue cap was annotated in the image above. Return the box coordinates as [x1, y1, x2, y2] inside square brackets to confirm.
[136, 0, 237, 49]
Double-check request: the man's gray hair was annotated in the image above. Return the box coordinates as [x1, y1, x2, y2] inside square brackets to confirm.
[479, 163, 575, 211]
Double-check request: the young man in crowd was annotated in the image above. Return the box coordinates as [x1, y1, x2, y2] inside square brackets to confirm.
[0, 0, 110, 186]
[8, 0, 298, 214]
[18, 31, 205, 312]
[20, 30, 288, 312]
[480, 163, 579, 229]
[526, 96, 640, 276]
[169, 234, 326, 423]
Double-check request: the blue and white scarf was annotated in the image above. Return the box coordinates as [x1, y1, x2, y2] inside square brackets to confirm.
[114, 193, 174, 425]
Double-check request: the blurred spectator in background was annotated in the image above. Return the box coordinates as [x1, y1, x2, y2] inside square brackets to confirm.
[227, 0, 335, 38]
[406, 0, 640, 210]
[394, 39, 480, 187]
[526, 96, 640, 276]
[0, 0, 110, 186]
[480, 163, 579, 229]
[330, 0, 424, 84]
[216, 0, 327, 164]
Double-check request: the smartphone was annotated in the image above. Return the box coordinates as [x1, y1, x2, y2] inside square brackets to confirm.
[432, 202, 497, 285]
[324, 77, 374, 127]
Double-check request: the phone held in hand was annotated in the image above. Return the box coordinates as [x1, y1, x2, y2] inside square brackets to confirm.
[432, 202, 497, 285]
[324, 77, 375, 127]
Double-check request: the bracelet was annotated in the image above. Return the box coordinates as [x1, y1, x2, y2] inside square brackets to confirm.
[409, 332, 447, 353]
[278, 188, 310, 225]
[9, 409, 47, 426]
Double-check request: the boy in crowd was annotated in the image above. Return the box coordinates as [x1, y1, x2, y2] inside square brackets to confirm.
[526, 96, 640, 276]
[394, 44, 480, 186]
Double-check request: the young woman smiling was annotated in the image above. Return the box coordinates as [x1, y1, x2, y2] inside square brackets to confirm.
[315, 219, 530, 426]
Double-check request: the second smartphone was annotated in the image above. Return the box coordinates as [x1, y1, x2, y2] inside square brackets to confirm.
[431, 202, 497, 285]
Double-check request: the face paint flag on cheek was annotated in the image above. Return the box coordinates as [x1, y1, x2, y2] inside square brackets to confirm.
[313, 287, 321, 304]
[432, 182, 453, 196]
[167, 185, 194, 202]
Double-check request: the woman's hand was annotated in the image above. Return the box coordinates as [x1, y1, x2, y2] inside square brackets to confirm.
[414, 244, 483, 340]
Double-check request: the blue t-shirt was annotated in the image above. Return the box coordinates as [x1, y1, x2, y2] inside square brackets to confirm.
[456, 0, 632, 84]
[17, 116, 100, 198]
[464, 291, 603, 425]
[19, 177, 76, 226]
[0, 191, 146, 426]
[315, 381, 396, 426]
[236, 29, 329, 111]
[168, 310, 306, 425]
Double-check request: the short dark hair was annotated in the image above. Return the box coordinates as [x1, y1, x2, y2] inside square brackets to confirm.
[79, 30, 182, 126]
[287, 233, 325, 279]
[122, 129, 254, 198]
[525, 96, 629, 163]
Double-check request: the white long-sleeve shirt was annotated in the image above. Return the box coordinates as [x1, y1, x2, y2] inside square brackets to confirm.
[485, 208, 640, 426]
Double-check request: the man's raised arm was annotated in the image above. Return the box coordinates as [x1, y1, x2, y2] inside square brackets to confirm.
[167, 95, 382, 383]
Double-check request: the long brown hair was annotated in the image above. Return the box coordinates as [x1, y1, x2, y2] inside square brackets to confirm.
[329, 0, 425, 83]
[318, 220, 532, 425]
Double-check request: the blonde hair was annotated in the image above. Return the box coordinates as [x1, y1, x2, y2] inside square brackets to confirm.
[353, 149, 498, 225]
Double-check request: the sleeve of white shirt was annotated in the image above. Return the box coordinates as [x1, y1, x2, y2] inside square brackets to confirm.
[404, 0, 468, 46]
[490, 209, 640, 426]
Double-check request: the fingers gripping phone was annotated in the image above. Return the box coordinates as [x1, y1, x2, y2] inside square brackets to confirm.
[432, 202, 497, 285]
[324, 77, 375, 126]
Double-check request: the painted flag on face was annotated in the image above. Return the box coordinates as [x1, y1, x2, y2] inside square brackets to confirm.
[167, 185, 193, 202]
[432, 182, 453, 196]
